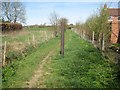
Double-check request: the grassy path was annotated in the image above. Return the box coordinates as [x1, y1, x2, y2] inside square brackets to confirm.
[2, 36, 60, 88]
[25, 44, 60, 88]
[36, 30, 116, 88]
[3, 30, 117, 88]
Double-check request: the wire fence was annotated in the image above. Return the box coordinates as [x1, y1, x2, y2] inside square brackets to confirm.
[2, 30, 55, 66]
[72, 28, 120, 64]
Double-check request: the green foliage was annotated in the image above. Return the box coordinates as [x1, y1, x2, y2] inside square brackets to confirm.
[2, 36, 60, 88]
[2, 63, 18, 83]
[2, 30, 119, 88]
[111, 44, 120, 48]
[28, 27, 52, 31]
[85, 6, 111, 41]
[44, 31, 117, 88]
[24, 45, 36, 55]
[5, 44, 36, 63]
[2, 23, 22, 32]
[6, 51, 23, 61]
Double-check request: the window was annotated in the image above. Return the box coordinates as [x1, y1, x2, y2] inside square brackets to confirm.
[108, 16, 113, 20]
[118, 16, 120, 20]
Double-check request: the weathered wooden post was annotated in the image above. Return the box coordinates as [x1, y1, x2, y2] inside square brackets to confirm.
[45, 31, 48, 41]
[32, 34, 35, 46]
[52, 32, 54, 38]
[102, 33, 105, 51]
[28, 38, 30, 45]
[60, 21, 65, 57]
[3, 41, 6, 66]
[41, 31, 44, 43]
[92, 31, 95, 44]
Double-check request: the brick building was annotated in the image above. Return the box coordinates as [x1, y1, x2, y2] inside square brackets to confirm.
[108, 8, 120, 43]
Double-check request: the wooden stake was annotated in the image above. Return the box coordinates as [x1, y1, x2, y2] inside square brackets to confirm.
[28, 38, 30, 45]
[32, 34, 35, 46]
[92, 31, 95, 44]
[102, 33, 105, 51]
[52, 32, 54, 38]
[60, 22, 65, 57]
[3, 41, 6, 66]
[41, 31, 43, 42]
[45, 31, 48, 41]
[84, 31, 85, 39]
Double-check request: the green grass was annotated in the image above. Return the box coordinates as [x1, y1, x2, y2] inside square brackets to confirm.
[2, 30, 119, 88]
[41, 30, 118, 88]
[2, 27, 54, 55]
[2, 36, 60, 88]
[27, 27, 52, 31]
[3, 30, 47, 43]
[2, 27, 53, 43]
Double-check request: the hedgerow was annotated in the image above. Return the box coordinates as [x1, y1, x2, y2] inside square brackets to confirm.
[1, 23, 22, 32]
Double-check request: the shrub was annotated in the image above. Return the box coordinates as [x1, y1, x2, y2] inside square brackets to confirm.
[6, 51, 23, 64]
[1, 23, 22, 32]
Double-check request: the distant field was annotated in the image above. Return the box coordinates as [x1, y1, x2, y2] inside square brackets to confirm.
[27, 27, 53, 31]
[2, 27, 55, 52]
[1, 27, 55, 67]
[3, 27, 53, 42]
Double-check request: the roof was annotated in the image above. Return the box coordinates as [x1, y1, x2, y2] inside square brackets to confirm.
[108, 8, 120, 16]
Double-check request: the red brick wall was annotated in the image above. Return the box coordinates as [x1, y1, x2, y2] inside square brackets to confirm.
[118, 22, 120, 43]
[111, 17, 119, 43]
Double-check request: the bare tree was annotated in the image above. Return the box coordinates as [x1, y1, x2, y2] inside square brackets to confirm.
[49, 11, 59, 37]
[58, 18, 68, 29]
[2, 1, 26, 24]
[2, 2, 12, 22]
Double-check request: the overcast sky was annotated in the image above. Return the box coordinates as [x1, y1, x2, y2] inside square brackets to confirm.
[21, 1, 118, 25]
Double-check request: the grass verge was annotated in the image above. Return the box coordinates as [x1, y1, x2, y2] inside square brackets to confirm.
[41, 30, 118, 88]
[2, 36, 60, 88]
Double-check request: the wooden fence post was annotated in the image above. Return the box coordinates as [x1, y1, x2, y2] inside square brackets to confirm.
[48, 31, 50, 40]
[60, 22, 65, 57]
[3, 41, 6, 66]
[98, 33, 101, 49]
[32, 34, 35, 46]
[82, 31, 85, 39]
[102, 33, 105, 51]
[28, 38, 30, 45]
[45, 31, 48, 41]
[52, 32, 54, 38]
[92, 31, 95, 44]
[41, 31, 43, 43]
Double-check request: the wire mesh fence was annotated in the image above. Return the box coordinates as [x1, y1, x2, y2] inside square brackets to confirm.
[72, 28, 120, 64]
[2, 30, 55, 66]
